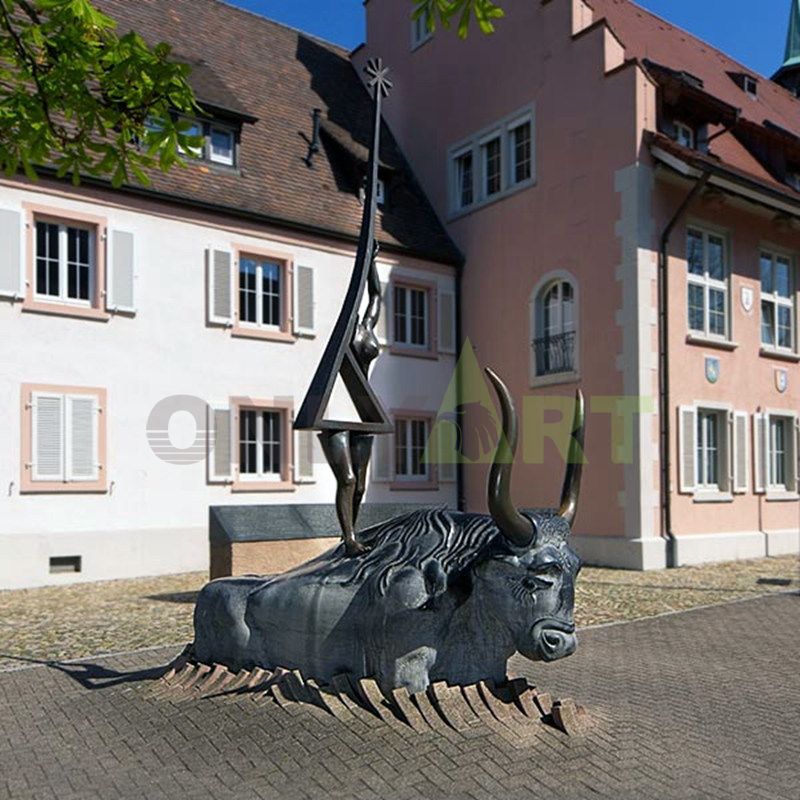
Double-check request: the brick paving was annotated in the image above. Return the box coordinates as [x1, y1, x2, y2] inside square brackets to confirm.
[1, 592, 798, 800]
[1, 554, 797, 669]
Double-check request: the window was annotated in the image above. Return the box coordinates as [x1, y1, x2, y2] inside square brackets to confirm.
[21, 384, 106, 493]
[239, 408, 283, 481]
[532, 278, 577, 379]
[674, 121, 695, 149]
[743, 75, 758, 98]
[509, 120, 532, 185]
[209, 126, 235, 165]
[768, 416, 788, 489]
[177, 118, 237, 166]
[481, 135, 502, 197]
[411, 9, 433, 49]
[376, 178, 387, 207]
[787, 172, 800, 192]
[760, 251, 795, 351]
[453, 149, 474, 210]
[696, 410, 722, 490]
[687, 228, 728, 339]
[393, 284, 429, 349]
[395, 417, 430, 480]
[239, 256, 283, 329]
[448, 106, 534, 213]
[35, 220, 94, 306]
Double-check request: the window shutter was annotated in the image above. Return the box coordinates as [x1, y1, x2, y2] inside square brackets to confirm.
[207, 248, 234, 326]
[31, 393, 64, 482]
[371, 431, 392, 482]
[66, 395, 99, 481]
[375, 281, 391, 345]
[207, 405, 233, 483]
[733, 412, 749, 494]
[753, 413, 767, 494]
[678, 405, 697, 494]
[293, 429, 317, 483]
[438, 287, 457, 354]
[789, 417, 800, 494]
[107, 230, 136, 313]
[293, 265, 315, 336]
[719, 410, 733, 494]
[0, 209, 23, 299]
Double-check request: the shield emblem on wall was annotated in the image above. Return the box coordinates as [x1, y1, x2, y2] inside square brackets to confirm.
[740, 286, 754, 313]
[775, 369, 789, 394]
[705, 357, 720, 384]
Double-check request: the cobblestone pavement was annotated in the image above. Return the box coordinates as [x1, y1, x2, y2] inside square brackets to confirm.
[0, 592, 797, 800]
[1, 555, 797, 669]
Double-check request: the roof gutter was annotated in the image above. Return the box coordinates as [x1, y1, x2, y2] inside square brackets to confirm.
[658, 169, 711, 568]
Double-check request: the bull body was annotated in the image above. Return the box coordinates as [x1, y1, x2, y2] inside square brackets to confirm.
[194, 507, 580, 694]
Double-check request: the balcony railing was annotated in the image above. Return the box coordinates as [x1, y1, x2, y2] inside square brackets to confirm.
[533, 331, 576, 377]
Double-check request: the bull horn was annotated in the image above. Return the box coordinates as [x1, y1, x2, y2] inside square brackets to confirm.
[485, 368, 536, 548]
[558, 390, 585, 526]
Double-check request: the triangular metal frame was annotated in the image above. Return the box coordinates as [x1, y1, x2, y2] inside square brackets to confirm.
[295, 60, 394, 435]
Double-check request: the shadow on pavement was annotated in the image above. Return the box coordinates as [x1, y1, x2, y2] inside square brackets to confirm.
[0, 654, 166, 690]
[145, 591, 199, 604]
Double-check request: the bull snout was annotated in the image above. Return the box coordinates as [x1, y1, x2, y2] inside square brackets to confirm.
[529, 619, 577, 662]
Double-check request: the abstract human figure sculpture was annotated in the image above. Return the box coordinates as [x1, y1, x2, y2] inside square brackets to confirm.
[316, 242, 383, 555]
[194, 370, 585, 694]
[294, 60, 393, 556]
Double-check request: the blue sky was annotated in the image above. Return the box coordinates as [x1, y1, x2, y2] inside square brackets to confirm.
[227, 0, 791, 78]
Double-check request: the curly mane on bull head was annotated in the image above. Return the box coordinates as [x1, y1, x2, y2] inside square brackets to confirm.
[193, 369, 585, 694]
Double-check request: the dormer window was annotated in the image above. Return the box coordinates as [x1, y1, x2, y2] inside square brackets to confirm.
[177, 118, 238, 167]
[787, 172, 800, 192]
[411, 10, 433, 50]
[376, 178, 387, 207]
[743, 75, 758, 98]
[674, 121, 695, 149]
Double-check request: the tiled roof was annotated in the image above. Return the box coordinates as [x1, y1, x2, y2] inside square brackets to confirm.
[589, 0, 800, 198]
[92, 0, 461, 266]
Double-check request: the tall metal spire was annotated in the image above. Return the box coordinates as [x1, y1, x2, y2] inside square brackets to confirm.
[783, 0, 800, 69]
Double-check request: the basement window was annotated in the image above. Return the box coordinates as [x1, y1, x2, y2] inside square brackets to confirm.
[49, 556, 82, 574]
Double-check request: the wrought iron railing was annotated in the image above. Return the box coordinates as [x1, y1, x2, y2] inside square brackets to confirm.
[533, 331, 576, 376]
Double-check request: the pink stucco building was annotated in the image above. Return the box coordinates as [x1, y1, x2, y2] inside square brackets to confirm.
[358, 0, 800, 568]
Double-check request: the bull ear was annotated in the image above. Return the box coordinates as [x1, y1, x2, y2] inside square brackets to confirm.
[558, 390, 585, 527]
[485, 368, 536, 548]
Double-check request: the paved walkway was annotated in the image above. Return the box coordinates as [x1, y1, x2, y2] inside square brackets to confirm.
[1, 592, 797, 799]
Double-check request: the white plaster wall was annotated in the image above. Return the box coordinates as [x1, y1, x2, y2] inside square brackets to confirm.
[0, 182, 457, 588]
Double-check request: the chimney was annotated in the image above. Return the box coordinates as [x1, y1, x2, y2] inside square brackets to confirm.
[773, 0, 800, 95]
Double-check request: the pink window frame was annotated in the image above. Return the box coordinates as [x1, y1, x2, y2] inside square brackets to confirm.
[231, 246, 295, 343]
[20, 383, 108, 494]
[230, 397, 295, 492]
[390, 409, 439, 491]
[22, 203, 110, 321]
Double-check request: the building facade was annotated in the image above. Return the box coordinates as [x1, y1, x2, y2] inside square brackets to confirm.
[0, 0, 461, 589]
[358, 0, 800, 568]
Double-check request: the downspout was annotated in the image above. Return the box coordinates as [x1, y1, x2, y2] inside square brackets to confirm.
[658, 170, 711, 567]
[455, 265, 466, 511]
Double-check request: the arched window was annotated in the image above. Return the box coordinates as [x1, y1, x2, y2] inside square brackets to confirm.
[531, 275, 578, 382]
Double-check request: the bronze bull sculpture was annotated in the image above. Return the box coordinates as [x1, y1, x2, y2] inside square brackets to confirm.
[193, 370, 584, 694]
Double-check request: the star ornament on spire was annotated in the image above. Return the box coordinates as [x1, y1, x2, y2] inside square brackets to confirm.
[365, 58, 393, 98]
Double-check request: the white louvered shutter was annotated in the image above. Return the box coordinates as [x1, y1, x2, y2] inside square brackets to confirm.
[66, 395, 99, 481]
[789, 417, 800, 494]
[293, 265, 315, 336]
[753, 413, 768, 493]
[371, 431, 392, 482]
[0, 209, 23, 299]
[720, 411, 734, 494]
[733, 412, 749, 494]
[432, 419, 457, 482]
[106, 230, 136, 313]
[294, 429, 317, 483]
[375, 281, 391, 345]
[207, 405, 233, 483]
[678, 405, 697, 494]
[31, 393, 64, 482]
[438, 287, 457, 354]
[207, 248, 234, 326]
